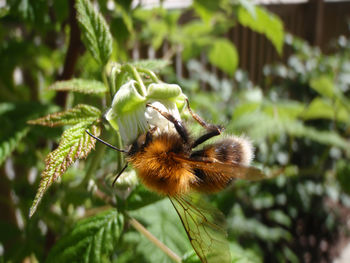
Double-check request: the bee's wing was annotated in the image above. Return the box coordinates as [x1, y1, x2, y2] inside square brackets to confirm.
[169, 195, 231, 263]
[171, 154, 266, 181]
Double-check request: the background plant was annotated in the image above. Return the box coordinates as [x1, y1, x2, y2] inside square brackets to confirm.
[1, 0, 349, 262]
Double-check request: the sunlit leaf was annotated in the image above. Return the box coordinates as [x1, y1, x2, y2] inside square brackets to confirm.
[193, 0, 223, 22]
[262, 101, 304, 120]
[208, 39, 238, 76]
[309, 75, 334, 98]
[29, 123, 101, 217]
[229, 242, 262, 263]
[238, 6, 284, 55]
[128, 199, 192, 263]
[49, 79, 107, 95]
[303, 97, 349, 123]
[46, 209, 124, 263]
[76, 0, 113, 65]
[28, 104, 101, 127]
[131, 59, 171, 72]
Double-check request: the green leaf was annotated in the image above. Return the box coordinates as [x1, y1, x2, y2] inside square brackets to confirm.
[128, 199, 192, 263]
[49, 79, 107, 95]
[29, 123, 101, 217]
[237, 0, 257, 19]
[126, 185, 164, 211]
[208, 39, 238, 76]
[28, 104, 101, 127]
[0, 127, 30, 166]
[193, 0, 222, 22]
[0, 5, 9, 18]
[303, 97, 349, 123]
[309, 75, 334, 98]
[262, 101, 304, 120]
[76, 0, 113, 65]
[287, 123, 350, 151]
[149, 20, 168, 49]
[229, 242, 262, 263]
[231, 112, 350, 151]
[267, 210, 291, 227]
[238, 6, 284, 55]
[336, 160, 350, 196]
[46, 209, 124, 263]
[131, 59, 171, 72]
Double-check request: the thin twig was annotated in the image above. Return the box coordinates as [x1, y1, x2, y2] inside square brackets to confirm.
[128, 217, 182, 263]
[55, 0, 83, 107]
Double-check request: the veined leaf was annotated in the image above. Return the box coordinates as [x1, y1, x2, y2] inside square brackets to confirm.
[29, 123, 101, 217]
[238, 6, 284, 55]
[0, 127, 30, 166]
[208, 39, 238, 76]
[46, 209, 124, 263]
[27, 104, 100, 127]
[76, 0, 113, 65]
[128, 199, 192, 263]
[49, 79, 107, 95]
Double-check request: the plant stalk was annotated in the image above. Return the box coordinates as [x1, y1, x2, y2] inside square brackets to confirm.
[80, 142, 106, 187]
[128, 217, 182, 263]
[124, 64, 146, 96]
[137, 68, 160, 83]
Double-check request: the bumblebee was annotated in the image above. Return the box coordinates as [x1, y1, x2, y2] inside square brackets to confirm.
[87, 99, 265, 263]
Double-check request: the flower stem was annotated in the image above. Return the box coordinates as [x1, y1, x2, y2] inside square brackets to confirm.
[124, 64, 146, 96]
[128, 216, 182, 263]
[102, 69, 111, 106]
[137, 67, 160, 83]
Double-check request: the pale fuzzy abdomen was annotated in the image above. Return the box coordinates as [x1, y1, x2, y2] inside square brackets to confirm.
[128, 133, 196, 196]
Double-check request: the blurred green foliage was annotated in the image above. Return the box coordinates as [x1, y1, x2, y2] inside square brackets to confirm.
[0, 0, 349, 263]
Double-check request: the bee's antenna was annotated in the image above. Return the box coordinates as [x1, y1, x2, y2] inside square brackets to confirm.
[85, 130, 128, 153]
[112, 163, 128, 186]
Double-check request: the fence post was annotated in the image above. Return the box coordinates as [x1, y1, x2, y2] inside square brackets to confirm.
[307, 0, 325, 47]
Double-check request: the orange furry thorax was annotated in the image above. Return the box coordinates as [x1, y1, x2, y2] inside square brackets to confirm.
[127, 132, 197, 196]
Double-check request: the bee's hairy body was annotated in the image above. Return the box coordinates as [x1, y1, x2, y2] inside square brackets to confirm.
[127, 129, 250, 196]
[127, 132, 196, 196]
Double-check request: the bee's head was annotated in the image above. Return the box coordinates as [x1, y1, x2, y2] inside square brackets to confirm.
[128, 133, 147, 156]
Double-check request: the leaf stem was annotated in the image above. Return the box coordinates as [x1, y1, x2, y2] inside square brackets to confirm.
[128, 216, 182, 263]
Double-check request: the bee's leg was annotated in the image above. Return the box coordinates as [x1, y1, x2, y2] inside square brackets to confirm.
[185, 99, 224, 148]
[146, 104, 190, 143]
[112, 163, 128, 186]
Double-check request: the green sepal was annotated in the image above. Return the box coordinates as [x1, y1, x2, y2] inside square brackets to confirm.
[147, 83, 182, 100]
[109, 80, 146, 114]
